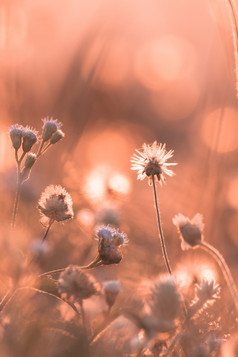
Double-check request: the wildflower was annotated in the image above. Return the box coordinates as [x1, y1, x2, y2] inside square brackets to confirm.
[58, 265, 98, 303]
[172, 213, 204, 250]
[103, 280, 121, 308]
[96, 226, 128, 265]
[22, 127, 38, 152]
[24, 153, 36, 169]
[131, 141, 177, 185]
[38, 185, 74, 224]
[195, 279, 220, 302]
[42, 117, 62, 142]
[149, 275, 182, 323]
[50, 129, 65, 144]
[9, 124, 23, 150]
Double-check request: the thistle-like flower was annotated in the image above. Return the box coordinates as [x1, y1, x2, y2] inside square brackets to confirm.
[9, 124, 24, 150]
[22, 126, 38, 152]
[96, 226, 128, 265]
[42, 116, 62, 142]
[38, 185, 74, 224]
[131, 141, 177, 185]
[172, 213, 204, 250]
[58, 265, 98, 303]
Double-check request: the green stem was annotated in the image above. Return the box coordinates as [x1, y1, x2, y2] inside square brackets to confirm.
[151, 175, 172, 274]
[198, 241, 238, 310]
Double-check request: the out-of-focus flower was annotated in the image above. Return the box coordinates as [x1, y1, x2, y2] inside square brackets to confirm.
[50, 129, 65, 144]
[95, 202, 120, 226]
[9, 124, 24, 150]
[42, 117, 62, 142]
[103, 280, 121, 308]
[172, 213, 204, 250]
[58, 265, 98, 303]
[195, 279, 220, 302]
[96, 226, 128, 265]
[38, 185, 74, 224]
[131, 141, 177, 185]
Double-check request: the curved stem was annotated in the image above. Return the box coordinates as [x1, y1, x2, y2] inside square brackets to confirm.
[151, 175, 172, 274]
[198, 240, 238, 310]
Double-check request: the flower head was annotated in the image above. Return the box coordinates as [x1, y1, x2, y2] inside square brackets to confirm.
[195, 279, 220, 302]
[58, 265, 98, 303]
[42, 116, 62, 142]
[131, 141, 177, 185]
[9, 124, 24, 150]
[22, 126, 38, 152]
[38, 185, 74, 224]
[172, 213, 204, 250]
[50, 129, 65, 144]
[103, 280, 121, 308]
[96, 226, 128, 265]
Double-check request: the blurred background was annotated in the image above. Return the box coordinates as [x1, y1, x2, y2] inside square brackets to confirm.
[1, 0, 238, 288]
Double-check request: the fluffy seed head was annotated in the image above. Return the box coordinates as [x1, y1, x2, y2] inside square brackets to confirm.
[9, 124, 23, 150]
[96, 226, 128, 265]
[103, 280, 121, 308]
[195, 279, 220, 302]
[38, 185, 74, 224]
[42, 116, 62, 141]
[131, 141, 177, 185]
[172, 213, 204, 250]
[50, 129, 65, 144]
[22, 127, 38, 152]
[58, 265, 98, 302]
[149, 275, 182, 323]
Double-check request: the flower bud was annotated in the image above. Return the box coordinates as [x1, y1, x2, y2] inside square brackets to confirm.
[98, 240, 122, 265]
[50, 129, 65, 144]
[24, 153, 36, 169]
[9, 125, 23, 150]
[42, 117, 62, 141]
[103, 280, 121, 308]
[22, 128, 38, 152]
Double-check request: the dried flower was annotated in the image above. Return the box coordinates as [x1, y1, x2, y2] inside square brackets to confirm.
[131, 141, 177, 185]
[149, 275, 182, 323]
[195, 279, 220, 302]
[172, 213, 204, 250]
[103, 280, 121, 308]
[9, 124, 23, 150]
[58, 265, 98, 302]
[96, 226, 128, 265]
[24, 153, 36, 169]
[22, 127, 38, 152]
[42, 117, 62, 142]
[38, 185, 74, 224]
[50, 129, 65, 144]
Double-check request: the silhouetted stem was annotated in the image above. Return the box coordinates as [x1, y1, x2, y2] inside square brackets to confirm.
[41, 220, 54, 243]
[198, 240, 238, 310]
[151, 175, 172, 274]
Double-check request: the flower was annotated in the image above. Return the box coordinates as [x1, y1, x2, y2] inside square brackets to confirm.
[9, 124, 24, 150]
[42, 117, 62, 142]
[58, 265, 98, 303]
[131, 141, 177, 185]
[172, 213, 204, 250]
[96, 226, 128, 265]
[22, 126, 38, 152]
[38, 185, 74, 224]
[195, 279, 220, 302]
[50, 129, 65, 144]
[103, 280, 121, 308]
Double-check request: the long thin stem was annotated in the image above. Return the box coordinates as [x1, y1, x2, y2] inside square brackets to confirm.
[198, 240, 238, 310]
[151, 175, 172, 274]
[41, 220, 54, 243]
[11, 151, 26, 229]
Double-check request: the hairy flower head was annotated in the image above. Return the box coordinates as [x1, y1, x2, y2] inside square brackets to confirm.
[58, 265, 98, 302]
[22, 126, 38, 152]
[172, 213, 204, 250]
[96, 226, 128, 265]
[195, 279, 220, 302]
[42, 116, 62, 141]
[38, 185, 74, 224]
[131, 141, 177, 185]
[9, 124, 24, 150]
